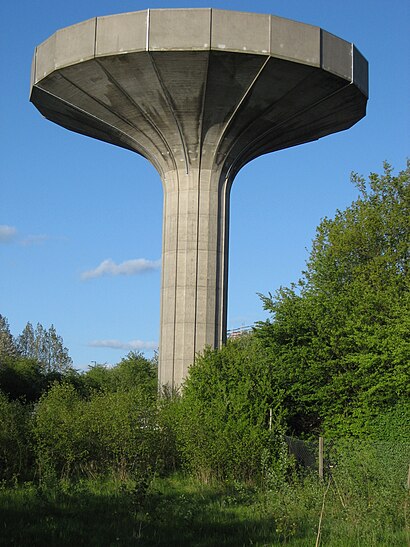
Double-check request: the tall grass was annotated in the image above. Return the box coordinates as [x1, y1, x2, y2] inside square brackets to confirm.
[1, 464, 408, 546]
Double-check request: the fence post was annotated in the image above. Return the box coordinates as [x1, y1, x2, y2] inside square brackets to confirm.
[318, 436, 324, 480]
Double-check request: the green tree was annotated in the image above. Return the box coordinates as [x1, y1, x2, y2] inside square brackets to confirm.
[82, 363, 114, 392]
[0, 319, 76, 401]
[33, 381, 165, 481]
[111, 351, 157, 396]
[176, 335, 285, 482]
[0, 356, 47, 402]
[257, 161, 410, 436]
[0, 315, 18, 360]
[82, 351, 157, 396]
[17, 321, 73, 374]
[0, 391, 32, 480]
[17, 322, 35, 359]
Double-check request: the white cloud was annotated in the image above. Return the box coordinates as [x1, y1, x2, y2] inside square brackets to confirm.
[88, 339, 158, 351]
[0, 226, 56, 246]
[20, 234, 50, 246]
[81, 258, 161, 280]
[0, 225, 17, 242]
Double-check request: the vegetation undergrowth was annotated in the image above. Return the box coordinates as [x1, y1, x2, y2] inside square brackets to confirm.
[0, 467, 407, 546]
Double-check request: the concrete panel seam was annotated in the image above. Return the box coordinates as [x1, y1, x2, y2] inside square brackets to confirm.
[350, 43, 353, 82]
[35, 84, 160, 172]
[31, 47, 37, 95]
[212, 55, 270, 169]
[147, 52, 190, 174]
[210, 8, 213, 50]
[94, 58, 173, 177]
[146, 9, 150, 51]
[57, 71, 161, 157]
[93, 17, 97, 59]
[229, 79, 353, 175]
[194, 52, 211, 358]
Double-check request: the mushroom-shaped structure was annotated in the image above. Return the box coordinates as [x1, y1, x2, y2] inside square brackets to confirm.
[30, 9, 368, 388]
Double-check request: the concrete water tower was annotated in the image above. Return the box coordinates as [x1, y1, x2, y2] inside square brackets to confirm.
[30, 9, 368, 388]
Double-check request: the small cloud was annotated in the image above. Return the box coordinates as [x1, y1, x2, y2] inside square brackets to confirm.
[0, 226, 58, 246]
[0, 225, 17, 243]
[81, 258, 161, 280]
[88, 339, 158, 351]
[20, 234, 50, 246]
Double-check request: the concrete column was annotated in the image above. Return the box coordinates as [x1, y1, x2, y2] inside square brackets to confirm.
[159, 167, 231, 389]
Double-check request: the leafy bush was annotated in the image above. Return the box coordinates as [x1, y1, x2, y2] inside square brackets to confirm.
[33, 381, 167, 482]
[319, 435, 410, 544]
[256, 162, 410, 437]
[33, 383, 87, 479]
[0, 390, 32, 480]
[82, 351, 157, 397]
[84, 388, 161, 479]
[0, 357, 47, 402]
[175, 336, 286, 482]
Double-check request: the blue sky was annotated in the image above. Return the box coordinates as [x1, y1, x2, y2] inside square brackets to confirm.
[1, 0, 409, 370]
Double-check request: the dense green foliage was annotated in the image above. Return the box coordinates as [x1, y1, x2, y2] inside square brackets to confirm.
[0, 162, 408, 544]
[82, 351, 157, 396]
[255, 161, 409, 436]
[17, 322, 73, 373]
[0, 391, 32, 481]
[34, 382, 163, 482]
[174, 336, 285, 482]
[0, 318, 78, 402]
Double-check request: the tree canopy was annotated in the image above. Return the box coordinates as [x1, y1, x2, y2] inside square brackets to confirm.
[256, 161, 409, 435]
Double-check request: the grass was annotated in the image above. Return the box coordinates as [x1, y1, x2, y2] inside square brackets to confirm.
[0, 472, 408, 546]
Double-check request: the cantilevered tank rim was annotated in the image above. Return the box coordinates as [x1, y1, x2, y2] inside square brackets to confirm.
[30, 8, 368, 98]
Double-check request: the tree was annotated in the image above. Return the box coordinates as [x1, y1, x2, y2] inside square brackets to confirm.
[0, 315, 18, 360]
[256, 161, 410, 436]
[82, 352, 157, 396]
[111, 351, 157, 396]
[0, 391, 32, 480]
[0, 356, 47, 402]
[0, 318, 75, 400]
[44, 324, 73, 373]
[176, 335, 286, 482]
[18, 321, 73, 373]
[17, 322, 35, 359]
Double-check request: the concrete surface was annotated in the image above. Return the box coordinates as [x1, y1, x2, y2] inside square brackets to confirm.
[30, 8, 368, 388]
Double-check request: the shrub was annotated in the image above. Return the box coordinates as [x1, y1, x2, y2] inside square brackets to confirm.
[33, 382, 167, 482]
[175, 336, 286, 482]
[0, 390, 32, 480]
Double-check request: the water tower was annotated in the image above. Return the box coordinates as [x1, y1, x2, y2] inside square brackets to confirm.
[30, 9, 368, 388]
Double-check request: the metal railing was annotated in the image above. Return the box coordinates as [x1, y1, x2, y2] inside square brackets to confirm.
[227, 325, 254, 339]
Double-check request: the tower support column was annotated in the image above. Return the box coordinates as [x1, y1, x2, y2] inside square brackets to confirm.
[159, 168, 231, 389]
